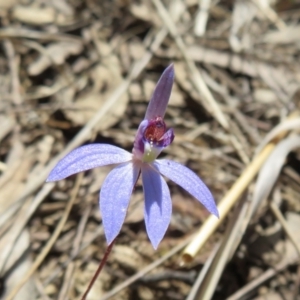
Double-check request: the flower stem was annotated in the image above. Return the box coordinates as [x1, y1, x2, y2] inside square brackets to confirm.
[81, 239, 115, 300]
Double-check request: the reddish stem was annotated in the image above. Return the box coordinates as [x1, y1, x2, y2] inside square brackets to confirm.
[81, 239, 115, 300]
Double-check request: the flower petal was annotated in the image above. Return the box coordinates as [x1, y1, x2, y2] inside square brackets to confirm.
[142, 164, 172, 249]
[132, 120, 148, 160]
[161, 128, 174, 147]
[153, 160, 219, 217]
[47, 144, 132, 182]
[145, 64, 175, 120]
[100, 162, 140, 244]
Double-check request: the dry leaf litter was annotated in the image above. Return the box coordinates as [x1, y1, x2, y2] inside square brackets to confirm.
[1, 0, 300, 299]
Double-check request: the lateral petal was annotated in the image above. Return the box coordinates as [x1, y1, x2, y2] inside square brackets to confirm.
[154, 159, 219, 217]
[47, 144, 132, 181]
[100, 162, 140, 245]
[142, 164, 172, 249]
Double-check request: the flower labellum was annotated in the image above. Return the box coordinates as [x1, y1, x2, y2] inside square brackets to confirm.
[47, 64, 219, 249]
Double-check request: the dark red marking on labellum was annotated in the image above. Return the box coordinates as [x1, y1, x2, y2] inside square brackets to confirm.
[144, 117, 166, 144]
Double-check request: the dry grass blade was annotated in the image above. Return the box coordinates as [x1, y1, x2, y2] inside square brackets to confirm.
[43, 225, 104, 286]
[12, 4, 56, 25]
[251, 0, 286, 30]
[185, 132, 300, 299]
[262, 25, 300, 44]
[181, 112, 299, 264]
[0, 115, 15, 142]
[270, 202, 300, 258]
[185, 243, 221, 300]
[57, 262, 75, 300]
[151, 0, 229, 130]
[184, 133, 300, 299]
[3, 39, 22, 105]
[189, 198, 249, 300]
[100, 235, 193, 300]
[194, 0, 211, 36]
[230, 0, 257, 52]
[250, 134, 300, 217]
[0, 27, 82, 43]
[255, 118, 300, 154]
[2, 230, 35, 300]
[5, 174, 82, 300]
[226, 257, 297, 300]
[0, 183, 54, 276]
[181, 143, 273, 264]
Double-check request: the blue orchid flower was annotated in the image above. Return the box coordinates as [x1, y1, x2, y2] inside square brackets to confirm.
[47, 65, 219, 249]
